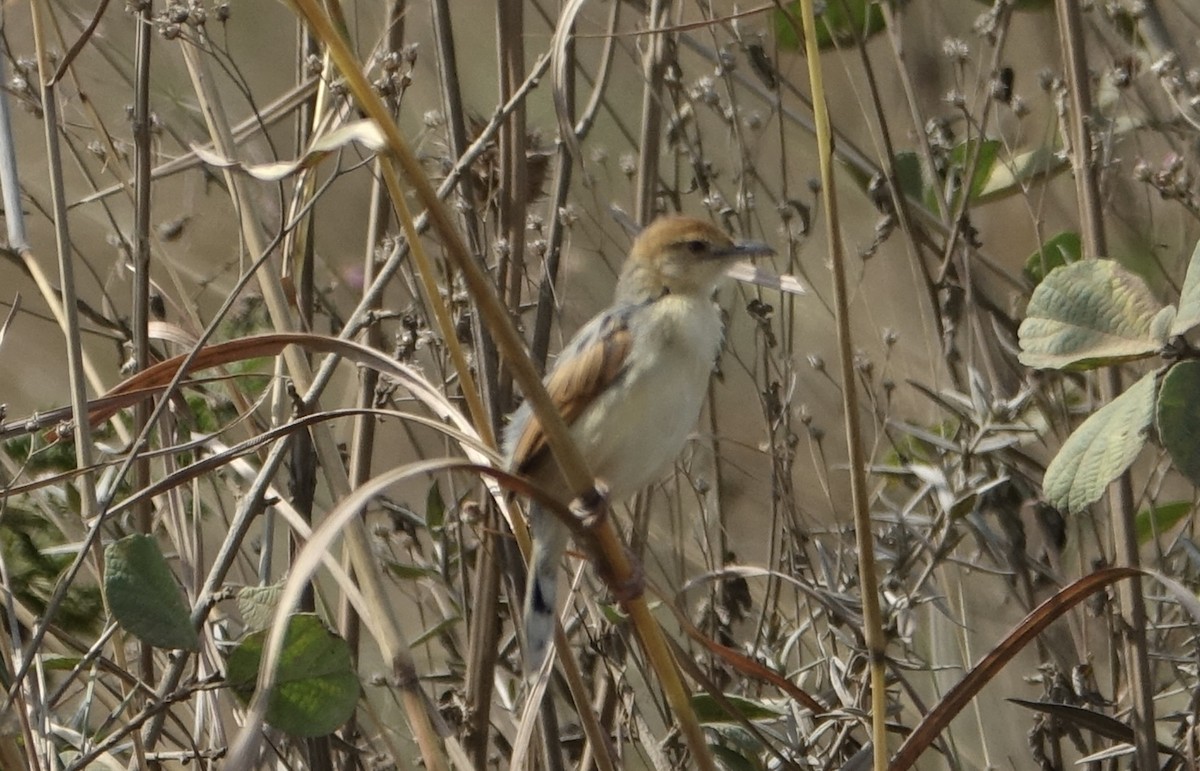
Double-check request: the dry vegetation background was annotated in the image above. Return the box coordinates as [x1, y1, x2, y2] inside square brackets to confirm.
[1, 0, 1200, 769]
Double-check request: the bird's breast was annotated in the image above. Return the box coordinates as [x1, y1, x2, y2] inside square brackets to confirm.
[569, 296, 723, 499]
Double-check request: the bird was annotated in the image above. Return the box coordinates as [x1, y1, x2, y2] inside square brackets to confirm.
[504, 214, 774, 669]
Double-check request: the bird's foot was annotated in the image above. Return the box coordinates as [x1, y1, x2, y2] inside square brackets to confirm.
[604, 556, 646, 605]
[570, 484, 646, 605]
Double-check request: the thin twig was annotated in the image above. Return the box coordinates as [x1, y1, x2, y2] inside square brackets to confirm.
[635, 0, 669, 225]
[1054, 2, 1158, 768]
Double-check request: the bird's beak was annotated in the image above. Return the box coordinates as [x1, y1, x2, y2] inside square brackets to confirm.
[720, 239, 804, 295]
[716, 240, 775, 260]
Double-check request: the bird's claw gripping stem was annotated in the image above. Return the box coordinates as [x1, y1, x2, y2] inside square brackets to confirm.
[571, 483, 646, 605]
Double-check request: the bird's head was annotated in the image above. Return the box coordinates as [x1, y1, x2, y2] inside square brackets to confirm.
[616, 215, 774, 302]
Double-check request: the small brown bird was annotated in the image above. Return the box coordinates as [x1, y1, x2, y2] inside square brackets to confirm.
[504, 215, 774, 668]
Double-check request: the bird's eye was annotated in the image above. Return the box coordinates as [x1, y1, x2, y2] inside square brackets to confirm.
[685, 240, 707, 253]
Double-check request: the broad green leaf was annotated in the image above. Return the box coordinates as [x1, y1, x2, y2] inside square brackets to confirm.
[226, 614, 359, 737]
[237, 583, 284, 633]
[886, 144, 1065, 216]
[774, 0, 884, 51]
[1019, 260, 1171, 370]
[1134, 501, 1193, 545]
[1172, 237, 1200, 335]
[949, 139, 1001, 208]
[1044, 371, 1157, 513]
[104, 535, 199, 651]
[1024, 232, 1082, 286]
[975, 145, 1067, 204]
[1157, 361, 1200, 486]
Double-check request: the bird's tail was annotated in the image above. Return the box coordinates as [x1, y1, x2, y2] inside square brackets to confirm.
[523, 503, 568, 672]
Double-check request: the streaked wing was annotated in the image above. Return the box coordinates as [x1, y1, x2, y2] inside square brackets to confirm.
[509, 311, 633, 476]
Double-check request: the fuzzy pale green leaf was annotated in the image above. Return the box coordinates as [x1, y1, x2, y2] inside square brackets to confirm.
[237, 583, 284, 633]
[1157, 361, 1200, 486]
[1172, 237, 1200, 335]
[104, 534, 199, 651]
[1018, 260, 1170, 370]
[1044, 370, 1157, 513]
[226, 614, 359, 738]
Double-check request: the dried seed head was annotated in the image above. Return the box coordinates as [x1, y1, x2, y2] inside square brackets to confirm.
[942, 38, 970, 63]
[619, 153, 637, 177]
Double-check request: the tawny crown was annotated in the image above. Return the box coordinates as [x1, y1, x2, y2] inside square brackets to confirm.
[616, 215, 773, 302]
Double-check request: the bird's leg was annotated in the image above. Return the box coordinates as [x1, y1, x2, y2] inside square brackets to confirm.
[571, 483, 646, 606]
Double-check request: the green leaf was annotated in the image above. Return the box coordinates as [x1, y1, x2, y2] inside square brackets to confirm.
[974, 144, 1066, 204]
[104, 535, 199, 651]
[1157, 361, 1200, 486]
[1044, 370, 1157, 513]
[691, 693, 785, 724]
[709, 745, 760, 771]
[1024, 232, 1082, 286]
[1, 508, 102, 633]
[386, 561, 438, 581]
[226, 614, 359, 737]
[949, 493, 979, 521]
[41, 655, 84, 671]
[949, 139, 1001, 208]
[412, 616, 461, 648]
[885, 143, 1066, 217]
[598, 602, 628, 625]
[1018, 260, 1170, 370]
[1134, 501, 1193, 545]
[425, 480, 445, 530]
[237, 583, 284, 633]
[893, 151, 925, 202]
[774, 0, 884, 51]
[1172, 237, 1200, 335]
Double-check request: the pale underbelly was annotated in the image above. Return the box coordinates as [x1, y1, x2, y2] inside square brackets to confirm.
[568, 357, 710, 501]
